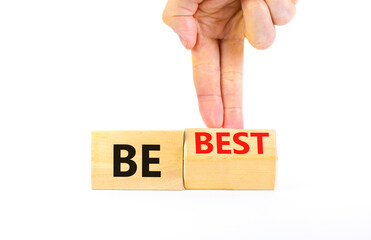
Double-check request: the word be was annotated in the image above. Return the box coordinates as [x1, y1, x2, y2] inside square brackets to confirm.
[113, 144, 161, 177]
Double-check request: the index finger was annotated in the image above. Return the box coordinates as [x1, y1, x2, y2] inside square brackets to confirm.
[191, 34, 223, 128]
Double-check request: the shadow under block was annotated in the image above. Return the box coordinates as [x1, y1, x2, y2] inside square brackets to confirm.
[184, 129, 277, 190]
[91, 131, 184, 190]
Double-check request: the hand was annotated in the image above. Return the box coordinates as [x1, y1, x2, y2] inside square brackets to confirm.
[163, 0, 297, 128]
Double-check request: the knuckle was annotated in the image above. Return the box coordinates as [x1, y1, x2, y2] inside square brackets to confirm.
[222, 70, 243, 82]
[193, 62, 220, 73]
[197, 94, 221, 99]
[224, 107, 243, 111]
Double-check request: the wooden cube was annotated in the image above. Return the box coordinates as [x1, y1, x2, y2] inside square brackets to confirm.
[91, 131, 184, 190]
[184, 128, 277, 190]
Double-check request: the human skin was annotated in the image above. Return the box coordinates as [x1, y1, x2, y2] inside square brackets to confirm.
[163, 0, 297, 128]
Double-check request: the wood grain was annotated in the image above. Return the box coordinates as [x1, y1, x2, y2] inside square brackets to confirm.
[184, 128, 277, 190]
[92, 131, 184, 190]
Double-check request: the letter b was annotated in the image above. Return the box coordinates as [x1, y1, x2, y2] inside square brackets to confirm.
[113, 144, 137, 177]
[195, 132, 213, 154]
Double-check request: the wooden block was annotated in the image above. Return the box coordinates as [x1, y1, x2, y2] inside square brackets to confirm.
[184, 128, 277, 190]
[91, 131, 184, 190]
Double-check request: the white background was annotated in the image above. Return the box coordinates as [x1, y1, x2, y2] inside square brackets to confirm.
[0, 0, 370, 239]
